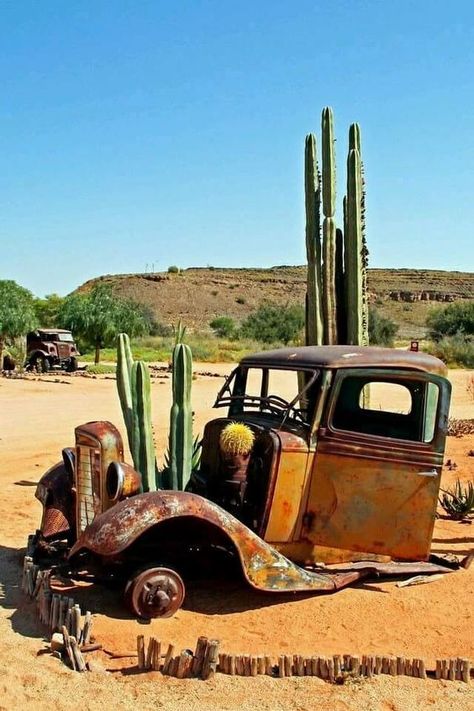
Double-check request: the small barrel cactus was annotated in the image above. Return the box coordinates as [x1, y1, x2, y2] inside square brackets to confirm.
[219, 422, 255, 457]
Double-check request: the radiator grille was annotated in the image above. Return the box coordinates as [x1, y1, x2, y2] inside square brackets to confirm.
[77, 445, 101, 534]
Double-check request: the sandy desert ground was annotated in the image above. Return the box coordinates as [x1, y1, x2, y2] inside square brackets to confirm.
[0, 365, 473, 711]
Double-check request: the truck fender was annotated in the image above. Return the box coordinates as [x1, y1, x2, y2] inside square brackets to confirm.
[68, 491, 368, 593]
[36, 461, 75, 540]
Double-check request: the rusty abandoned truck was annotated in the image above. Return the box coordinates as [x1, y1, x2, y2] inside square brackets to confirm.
[33, 345, 464, 619]
[26, 329, 80, 372]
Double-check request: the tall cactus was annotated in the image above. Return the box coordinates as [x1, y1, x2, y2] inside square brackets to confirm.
[304, 109, 369, 349]
[345, 148, 364, 345]
[304, 134, 323, 346]
[168, 342, 193, 491]
[131, 361, 157, 491]
[117, 333, 134, 454]
[321, 107, 338, 344]
[116, 333, 157, 491]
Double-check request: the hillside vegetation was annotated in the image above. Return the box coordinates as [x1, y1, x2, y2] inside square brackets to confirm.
[78, 267, 474, 340]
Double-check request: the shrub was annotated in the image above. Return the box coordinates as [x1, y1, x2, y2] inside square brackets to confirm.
[368, 307, 398, 346]
[167, 265, 179, 274]
[424, 335, 474, 368]
[209, 316, 237, 339]
[86, 364, 116, 375]
[426, 301, 474, 341]
[241, 303, 305, 345]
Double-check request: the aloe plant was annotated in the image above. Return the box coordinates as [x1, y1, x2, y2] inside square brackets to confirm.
[439, 479, 474, 520]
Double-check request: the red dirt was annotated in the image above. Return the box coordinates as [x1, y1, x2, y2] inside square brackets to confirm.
[0, 367, 473, 710]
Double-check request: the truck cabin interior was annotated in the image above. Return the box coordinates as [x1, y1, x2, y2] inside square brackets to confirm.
[197, 365, 321, 532]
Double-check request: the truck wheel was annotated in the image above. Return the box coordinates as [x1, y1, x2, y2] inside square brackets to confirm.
[34, 355, 50, 373]
[66, 357, 78, 372]
[124, 566, 185, 619]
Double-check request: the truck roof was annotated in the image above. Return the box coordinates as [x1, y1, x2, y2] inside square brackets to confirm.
[240, 346, 448, 376]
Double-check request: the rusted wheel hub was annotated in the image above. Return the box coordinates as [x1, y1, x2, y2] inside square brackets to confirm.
[124, 566, 185, 619]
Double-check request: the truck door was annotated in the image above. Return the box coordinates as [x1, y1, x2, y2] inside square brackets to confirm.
[304, 368, 451, 561]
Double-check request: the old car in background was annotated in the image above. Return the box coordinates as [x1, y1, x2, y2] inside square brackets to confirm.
[32, 346, 464, 619]
[25, 328, 79, 372]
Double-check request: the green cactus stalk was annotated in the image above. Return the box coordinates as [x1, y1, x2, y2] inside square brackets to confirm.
[304, 134, 323, 346]
[335, 227, 346, 343]
[321, 107, 338, 344]
[117, 333, 134, 454]
[345, 148, 364, 345]
[169, 343, 193, 491]
[131, 361, 157, 492]
[322, 217, 337, 344]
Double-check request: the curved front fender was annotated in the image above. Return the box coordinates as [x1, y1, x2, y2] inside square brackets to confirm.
[69, 491, 363, 593]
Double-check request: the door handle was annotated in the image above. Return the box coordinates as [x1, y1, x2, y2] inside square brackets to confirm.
[417, 469, 438, 478]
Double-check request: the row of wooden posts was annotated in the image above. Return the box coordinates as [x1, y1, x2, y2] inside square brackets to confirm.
[22, 555, 95, 672]
[136, 635, 472, 683]
[21, 554, 472, 683]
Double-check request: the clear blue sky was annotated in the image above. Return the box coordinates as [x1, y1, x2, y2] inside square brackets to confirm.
[1, 1, 473, 297]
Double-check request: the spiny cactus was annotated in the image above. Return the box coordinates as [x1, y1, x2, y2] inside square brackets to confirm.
[130, 361, 157, 492]
[219, 422, 255, 456]
[168, 342, 193, 491]
[305, 108, 368, 349]
[304, 134, 323, 346]
[117, 333, 134, 454]
[116, 333, 158, 491]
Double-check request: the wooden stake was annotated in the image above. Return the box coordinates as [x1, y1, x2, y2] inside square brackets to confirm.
[278, 655, 285, 678]
[229, 655, 236, 676]
[375, 656, 383, 675]
[418, 659, 427, 679]
[191, 637, 208, 676]
[257, 655, 265, 675]
[201, 639, 219, 680]
[50, 594, 60, 634]
[137, 635, 146, 671]
[448, 659, 456, 681]
[311, 656, 319, 676]
[70, 636, 87, 672]
[389, 658, 397, 676]
[163, 644, 175, 675]
[295, 654, 304, 677]
[327, 658, 335, 682]
[284, 655, 292, 677]
[382, 656, 390, 675]
[152, 639, 161, 672]
[319, 657, 328, 679]
[264, 655, 273, 676]
[177, 650, 192, 679]
[350, 656, 360, 676]
[333, 655, 341, 677]
[250, 656, 258, 677]
[72, 604, 81, 642]
[405, 658, 413, 677]
[461, 659, 470, 684]
[61, 625, 76, 670]
[58, 596, 68, 630]
[81, 611, 92, 644]
[397, 656, 405, 676]
[145, 637, 155, 671]
[435, 659, 442, 679]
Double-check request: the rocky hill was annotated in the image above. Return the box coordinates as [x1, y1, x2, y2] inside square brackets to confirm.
[79, 267, 474, 340]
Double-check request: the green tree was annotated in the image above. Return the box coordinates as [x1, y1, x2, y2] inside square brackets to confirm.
[33, 293, 64, 327]
[368, 307, 398, 346]
[426, 301, 474, 341]
[0, 280, 37, 368]
[58, 284, 149, 363]
[241, 303, 305, 345]
[209, 316, 237, 339]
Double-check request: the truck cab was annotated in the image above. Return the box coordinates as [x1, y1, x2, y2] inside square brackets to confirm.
[198, 346, 451, 564]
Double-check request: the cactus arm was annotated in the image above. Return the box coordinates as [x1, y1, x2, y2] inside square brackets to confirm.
[169, 343, 193, 490]
[321, 107, 336, 218]
[116, 333, 134, 454]
[322, 217, 338, 344]
[345, 148, 364, 345]
[304, 133, 324, 346]
[131, 361, 157, 492]
[335, 227, 346, 343]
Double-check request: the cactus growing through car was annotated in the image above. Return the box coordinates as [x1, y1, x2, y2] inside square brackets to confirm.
[168, 342, 193, 491]
[219, 422, 255, 456]
[117, 333, 134, 454]
[130, 361, 157, 492]
[321, 107, 338, 344]
[116, 333, 158, 491]
[345, 148, 365, 346]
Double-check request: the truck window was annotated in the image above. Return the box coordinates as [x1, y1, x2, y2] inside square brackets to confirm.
[332, 375, 440, 442]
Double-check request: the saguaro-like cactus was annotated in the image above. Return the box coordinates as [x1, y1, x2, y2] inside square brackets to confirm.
[321, 107, 338, 345]
[117, 333, 134, 454]
[345, 148, 364, 345]
[304, 134, 323, 346]
[168, 343, 193, 491]
[130, 361, 157, 492]
[304, 108, 368, 349]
